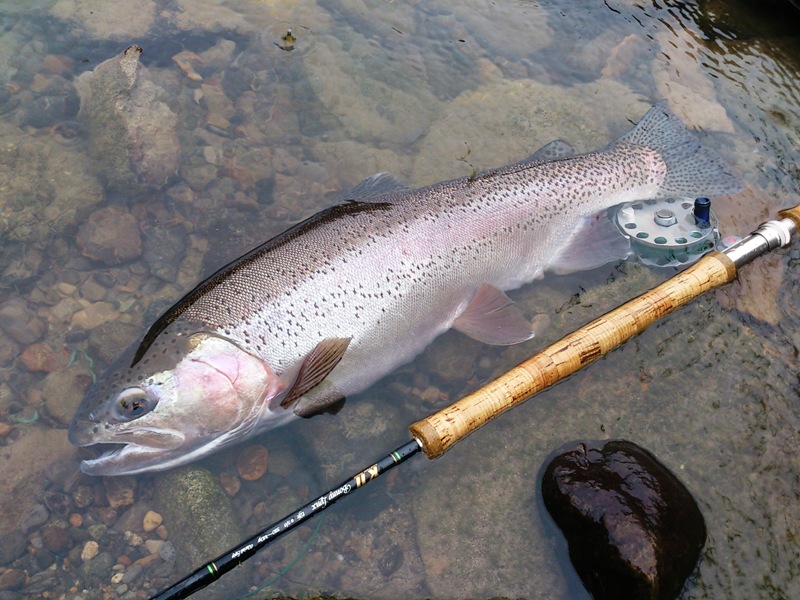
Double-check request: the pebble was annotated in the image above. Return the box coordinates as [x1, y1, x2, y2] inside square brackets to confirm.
[57, 282, 78, 296]
[72, 485, 94, 508]
[70, 300, 119, 330]
[81, 541, 99, 562]
[121, 564, 142, 584]
[83, 552, 115, 579]
[172, 50, 204, 82]
[96, 507, 119, 526]
[131, 553, 160, 569]
[42, 53, 74, 76]
[0, 298, 45, 344]
[104, 475, 136, 509]
[41, 490, 70, 517]
[110, 572, 125, 585]
[87, 524, 108, 540]
[20, 343, 63, 372]
[80, 278, 108, 302]
[23, 569, 58, 595]
[266, 449, 299, 478]
[155, 525, 168, 540]
[69, 513, 83, 527]
[124, 531, 143, 547]
[236, 444, 269, 481]
[42, 526, 71, 554]
[144, 539, 164, 555]
[158, 541, 176, 563]
[41, 369, 87, 426]
[20, 504, 49, 533]
[0, 568, 25, 591]
[219, 471, 241, 497]
[76, 207, 142, 266]
[142, 511, 162, 532]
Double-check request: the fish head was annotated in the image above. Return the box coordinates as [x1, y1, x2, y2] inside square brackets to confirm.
[69, 324, 286, 476]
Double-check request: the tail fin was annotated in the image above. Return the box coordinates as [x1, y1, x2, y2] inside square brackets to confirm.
[618, 100, 742, 198]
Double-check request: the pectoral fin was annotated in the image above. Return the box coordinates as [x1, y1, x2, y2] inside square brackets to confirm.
[278, 337, 351, 409]
[453, 284, 536, 345]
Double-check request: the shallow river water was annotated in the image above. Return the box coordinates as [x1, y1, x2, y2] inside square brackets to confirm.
[0, 1, 798, 599]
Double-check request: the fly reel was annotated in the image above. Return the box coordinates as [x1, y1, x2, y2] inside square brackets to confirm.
[615, 197, 723, 267]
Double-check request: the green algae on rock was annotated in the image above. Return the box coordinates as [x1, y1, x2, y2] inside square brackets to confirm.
[153, 465, 248, 600]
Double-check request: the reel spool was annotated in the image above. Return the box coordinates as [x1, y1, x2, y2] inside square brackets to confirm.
[615, 197, 721, 267]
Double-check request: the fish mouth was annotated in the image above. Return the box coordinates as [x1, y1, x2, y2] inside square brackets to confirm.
[75, 428, 187, 476]
[78, 442, 168, 476]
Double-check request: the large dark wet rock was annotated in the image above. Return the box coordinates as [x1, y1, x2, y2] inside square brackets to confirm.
[541, 440, 706, 600]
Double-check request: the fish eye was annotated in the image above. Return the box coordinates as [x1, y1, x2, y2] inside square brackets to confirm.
[114, 388, 156, 421]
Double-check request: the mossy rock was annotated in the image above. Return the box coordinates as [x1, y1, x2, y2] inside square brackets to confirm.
[154, 465, 248, 600]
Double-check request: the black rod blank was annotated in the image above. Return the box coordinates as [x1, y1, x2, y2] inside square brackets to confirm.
[149, 439, 422, 600]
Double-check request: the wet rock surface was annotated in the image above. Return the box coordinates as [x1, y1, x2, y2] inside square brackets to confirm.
[541, 440, 707, 600]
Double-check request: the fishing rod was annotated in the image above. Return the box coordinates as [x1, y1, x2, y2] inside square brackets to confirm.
[150, 204, 800, 600]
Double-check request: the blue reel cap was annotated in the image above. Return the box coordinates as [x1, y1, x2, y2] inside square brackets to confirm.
[694, 197, 711, 228]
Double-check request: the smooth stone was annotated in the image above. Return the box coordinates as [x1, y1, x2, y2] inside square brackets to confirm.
[0, 299, 45, 344]
[76, 206, 142, 265]
[153, 465, 248, 599]
[0, 568, 25, 591]
[236, 445, 269, 481]
[121, 563, 142, 583]
[81, 551, 115, 580]
[41, 525, 71, 554]
[41, 368, 87, 427]
[81, 540, 99, 562]
[541, 440, 706, 600]
[144, 539, 163, 555]
[142, 510, 162, 533]
[0, 530, 28, 565]
[19, 503, 49, 533]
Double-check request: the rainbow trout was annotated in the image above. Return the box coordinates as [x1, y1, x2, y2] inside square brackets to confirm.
[69, 102, 740, 475]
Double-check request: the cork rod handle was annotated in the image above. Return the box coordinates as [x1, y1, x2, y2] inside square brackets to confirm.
[409, 251, 738, 459]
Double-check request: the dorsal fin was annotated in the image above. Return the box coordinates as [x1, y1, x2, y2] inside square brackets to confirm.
[335, 172, 409, 203]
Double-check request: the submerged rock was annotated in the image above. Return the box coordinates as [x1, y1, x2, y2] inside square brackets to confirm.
[541, 440, 706, 600]
[0, 298, 45, 345]
[76, 206, 142, 265]
[153, 465, 247, 600]
[76, 45, 180, 189]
